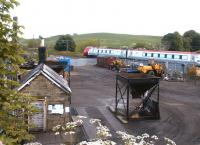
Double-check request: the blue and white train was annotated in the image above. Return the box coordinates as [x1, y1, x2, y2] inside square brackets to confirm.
[83, 46, 200, 65]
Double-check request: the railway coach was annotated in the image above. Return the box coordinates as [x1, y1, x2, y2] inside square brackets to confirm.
[83, 46, 200, 65]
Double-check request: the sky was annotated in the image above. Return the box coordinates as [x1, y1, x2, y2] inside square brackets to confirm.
[12, 0, 200, 39]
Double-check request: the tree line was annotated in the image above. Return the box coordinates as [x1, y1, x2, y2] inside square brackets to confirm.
[54, 30, 200, 53]
[162, 30, 200, 52]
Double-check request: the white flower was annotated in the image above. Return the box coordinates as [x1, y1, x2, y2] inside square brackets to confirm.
[78, 141, 89, 145]
[164, 137, 176, 145]
[23, 142, 42, 145]
[78, 139, 116, 145]
[89, 118, 101, 124]
[76, 115, 87, 119]
[68, 131, 76, 135]
[136, 135, 143, 140]
[75, 119, 84, 126]
[151, 135, 159, 140]
[142, 133, 150, 138]
[55, 132, 60, 135]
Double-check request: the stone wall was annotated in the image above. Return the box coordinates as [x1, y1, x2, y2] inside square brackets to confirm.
[20, 74, 70, 131]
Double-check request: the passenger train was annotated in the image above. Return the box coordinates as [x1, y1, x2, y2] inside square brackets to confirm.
[83, 46, 200, 65]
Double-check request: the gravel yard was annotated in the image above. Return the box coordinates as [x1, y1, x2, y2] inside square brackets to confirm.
[70, 61, 200, 145]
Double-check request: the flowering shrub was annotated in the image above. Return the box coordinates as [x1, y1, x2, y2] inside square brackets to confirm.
[116, 131, 159, 145]
[51, 116, 176, 145]
[164, 137, 176, 145]
[52, 119, 83, 135]
[89, 118, 112, 140]
[89, 118, 101, 126]
[23, 142, 42, 145]
[77, 118, 176, 145]
[96, 125, 112, 139]
[78, 139, 116, 145]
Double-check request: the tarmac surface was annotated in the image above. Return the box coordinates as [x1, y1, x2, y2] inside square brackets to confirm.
[70, 60, 200, 145]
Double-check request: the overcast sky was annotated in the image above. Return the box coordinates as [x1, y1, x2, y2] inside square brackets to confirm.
[12, 0, 200, 38]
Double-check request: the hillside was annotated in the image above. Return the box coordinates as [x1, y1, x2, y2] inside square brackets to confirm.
[22, 33, 162, 48]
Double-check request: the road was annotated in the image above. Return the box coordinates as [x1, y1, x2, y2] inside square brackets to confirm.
[70, 59, 200, 145]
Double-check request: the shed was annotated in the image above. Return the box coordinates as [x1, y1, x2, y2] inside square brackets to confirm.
[18, 63, 71, 131]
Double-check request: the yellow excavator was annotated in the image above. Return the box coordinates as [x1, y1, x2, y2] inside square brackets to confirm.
[112, 59, 164, 77]
[137, 63, 164, 77]
[110, 59, 125, 71]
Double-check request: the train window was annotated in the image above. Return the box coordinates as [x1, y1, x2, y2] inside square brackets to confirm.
[158, 54, 160, 57]
[101, 50, 103, 53]
[172, 55, 174, 59]
[179, 55, 182, 59]
[145, 53, 147, 56]
[147, 53, 151, 57]
[160, 54, 165, 58]
[98, 50, 99, 53]
[151, 53, 153, 57]
[167, 54, 172, 59]
[109, 50, 111, 54]
[105, 50, 107, 53]
[174, 55, 179, 59]
[182, 55, 188, 60]
[164, 54, 167, 58]
[153, 54, 158, 57]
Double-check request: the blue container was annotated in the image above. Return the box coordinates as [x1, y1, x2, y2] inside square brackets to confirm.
[56, 56, 72, 72]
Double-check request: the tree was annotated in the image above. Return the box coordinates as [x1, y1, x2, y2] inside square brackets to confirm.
[54, 34, 76, 52]
[182, 37, 191, 51]
[183, 30, 200, 51]
[161, 32, 183, 51]
[0, 0, 36, 144]
[174, 32, 183, 51]
[133, 42, 153, 49]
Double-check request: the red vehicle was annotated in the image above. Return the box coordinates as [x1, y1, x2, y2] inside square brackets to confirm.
[83, 47, 91, 57]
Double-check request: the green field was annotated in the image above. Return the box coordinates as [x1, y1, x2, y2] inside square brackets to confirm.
[22, 33, 162, 57]
[22, 33, 161, 48]
[74, 33, 161, 48]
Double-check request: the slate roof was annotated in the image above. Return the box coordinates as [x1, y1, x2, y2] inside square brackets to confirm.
[18, 63, 71, 93]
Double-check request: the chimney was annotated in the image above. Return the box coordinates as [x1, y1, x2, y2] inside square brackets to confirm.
[38, 36, 46, 64]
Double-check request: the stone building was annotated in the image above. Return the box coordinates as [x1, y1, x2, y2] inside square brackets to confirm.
[17, 63, 71, 131]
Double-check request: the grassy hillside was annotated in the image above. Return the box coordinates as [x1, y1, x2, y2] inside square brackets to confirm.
[22, 33, 161, 48]
[21, 33, 162, 57]
[73, 33, 161, 48]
